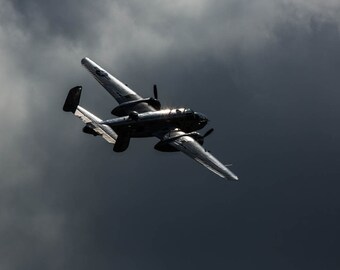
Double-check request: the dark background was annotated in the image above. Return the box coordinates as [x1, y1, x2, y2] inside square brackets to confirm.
[0, 0, 339, 269]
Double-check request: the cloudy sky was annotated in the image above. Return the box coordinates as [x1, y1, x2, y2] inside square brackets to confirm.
[1, 0, 340, 269]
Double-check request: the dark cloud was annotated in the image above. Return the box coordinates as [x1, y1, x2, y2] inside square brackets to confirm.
[1, 0, 340, 269]
[6, 0, 107, 43]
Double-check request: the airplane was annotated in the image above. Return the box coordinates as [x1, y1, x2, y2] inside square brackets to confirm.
[63, 57, 239, 181]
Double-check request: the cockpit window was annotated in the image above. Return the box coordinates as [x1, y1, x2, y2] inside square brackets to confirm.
[184, 108, 194, 114]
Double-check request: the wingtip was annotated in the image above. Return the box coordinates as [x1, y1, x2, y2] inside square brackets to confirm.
[81, 57, 89, 65]
[225, 173, 239, 181]
[218, 171, 239, 181]
[229, 173, 238, 181]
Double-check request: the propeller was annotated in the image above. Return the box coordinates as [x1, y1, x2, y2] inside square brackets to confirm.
[153, 84, 158, 99]
[203, 128, 214, 138]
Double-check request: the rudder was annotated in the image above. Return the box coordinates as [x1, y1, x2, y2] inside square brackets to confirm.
[63, 86, 82, 113]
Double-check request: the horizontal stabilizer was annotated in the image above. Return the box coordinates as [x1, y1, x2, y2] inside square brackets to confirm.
[63, 86, 82, 113]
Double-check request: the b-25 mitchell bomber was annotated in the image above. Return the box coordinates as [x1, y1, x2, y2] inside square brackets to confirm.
[63, 58, 238, 181]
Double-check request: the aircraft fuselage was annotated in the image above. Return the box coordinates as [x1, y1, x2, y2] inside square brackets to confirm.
[102, 108, 208, 137]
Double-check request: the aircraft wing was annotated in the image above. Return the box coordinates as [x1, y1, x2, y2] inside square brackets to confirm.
[63, 86, 117, 144]
[162, 131, 238, 181]
[81, 57, 141, 104]
[81, 58, 156, 115]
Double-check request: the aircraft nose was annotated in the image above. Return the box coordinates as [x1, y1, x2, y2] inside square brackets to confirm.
[200, 113, 208, 123]
[195, 112, 207, 121]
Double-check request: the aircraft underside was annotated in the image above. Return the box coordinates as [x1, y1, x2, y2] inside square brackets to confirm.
[111, 120, 200, 138]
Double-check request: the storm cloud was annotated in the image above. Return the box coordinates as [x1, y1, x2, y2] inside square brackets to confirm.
[1, 0, 340, 269]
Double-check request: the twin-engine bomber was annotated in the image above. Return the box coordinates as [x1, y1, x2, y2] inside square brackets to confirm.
[63, 57, 238, 180]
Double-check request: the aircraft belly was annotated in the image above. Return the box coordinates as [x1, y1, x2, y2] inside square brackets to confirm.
[113, 122, 175, 138]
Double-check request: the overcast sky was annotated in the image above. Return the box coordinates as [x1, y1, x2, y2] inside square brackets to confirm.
[1, 0, 340, 269]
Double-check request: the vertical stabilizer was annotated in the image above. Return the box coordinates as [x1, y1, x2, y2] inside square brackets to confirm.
[63, 86, 82, 113]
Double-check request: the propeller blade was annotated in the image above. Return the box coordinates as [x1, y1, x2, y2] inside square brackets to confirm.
[153, 84, 158, 99]
[203, 128, 214, 138]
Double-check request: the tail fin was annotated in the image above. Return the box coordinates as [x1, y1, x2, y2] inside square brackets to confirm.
[113, 131, 130, 152]
[63, 86, 82, 113]
[63, 86, 117, 145]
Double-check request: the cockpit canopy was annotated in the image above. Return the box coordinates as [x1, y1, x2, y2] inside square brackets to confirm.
[168, 108, 207, 122]
[184, 108, 194, 114]
[173, 108, 207, 121]
[171, 108, 193, 114]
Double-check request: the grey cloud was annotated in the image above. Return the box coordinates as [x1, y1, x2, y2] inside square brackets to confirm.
[1, 0, 340, 269]
[6, 0, 108, 43]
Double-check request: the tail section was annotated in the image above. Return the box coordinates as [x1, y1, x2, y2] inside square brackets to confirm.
[63, 86, 82, 113]
[63, 86, 117, 145]
[113, 131, 131, 152]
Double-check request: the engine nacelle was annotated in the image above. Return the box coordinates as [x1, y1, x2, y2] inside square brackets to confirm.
[191, 132, 204, 145]
[154, 132, 204, 152]
[154, 141, 179, 152]
[128, 111, 139, 120]
[111, 98, 161, 116]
